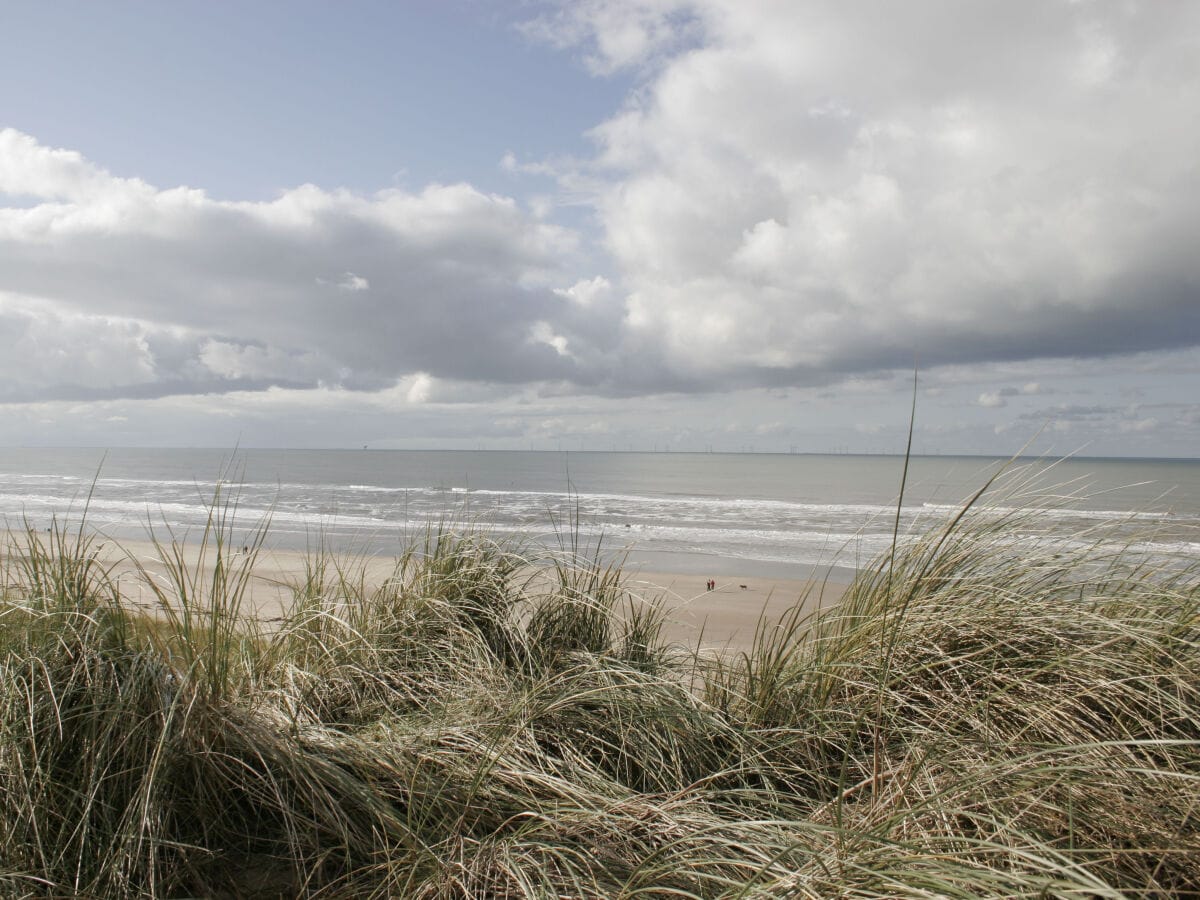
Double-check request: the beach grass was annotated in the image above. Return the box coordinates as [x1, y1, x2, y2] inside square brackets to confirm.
[0, 486, 1197, 897]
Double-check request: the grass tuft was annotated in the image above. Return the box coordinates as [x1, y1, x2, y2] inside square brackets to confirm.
[0, 476, 1196, 896]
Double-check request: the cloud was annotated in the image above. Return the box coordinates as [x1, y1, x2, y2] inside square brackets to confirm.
[5, 1, 1200, 415]
[0, 129, 621, 401]
[197, 339, 329, 384]
[1118, 416, 1158, 434]
[1019, 403, 1114, 422]
[977, 383, 1049, 408]
[332, 272, 370, 292]
[519, 0, 701, 75]
[528, 0, 1200, 387]
[404, 373, 434, 404]
[0, 128, 151, 203]
[554, 276, 614, 307]
[0, 293, 158, 399]
[529, 320, 572, 357]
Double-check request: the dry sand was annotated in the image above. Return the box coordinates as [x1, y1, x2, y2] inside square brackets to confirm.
[10, 533, 849, 652]
[622, 569, 847, 649]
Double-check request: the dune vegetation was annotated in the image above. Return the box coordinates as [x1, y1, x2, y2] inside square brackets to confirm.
[0, 481, 1197, 898]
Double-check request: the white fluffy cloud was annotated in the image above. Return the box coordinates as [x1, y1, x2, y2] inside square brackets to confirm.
[0, 128, 600, 400]
[3, 1, 1200, 427]
[530, 0, 1200, 387]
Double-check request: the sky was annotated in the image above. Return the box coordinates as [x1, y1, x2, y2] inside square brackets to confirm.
[1, 0, 1198, 457]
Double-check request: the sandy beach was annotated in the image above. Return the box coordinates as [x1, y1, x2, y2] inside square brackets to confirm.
[9, 533, 848, 651]
[621, 568, 847, 649]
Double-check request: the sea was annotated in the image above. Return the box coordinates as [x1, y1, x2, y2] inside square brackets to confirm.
[1, 448, 1198, 581]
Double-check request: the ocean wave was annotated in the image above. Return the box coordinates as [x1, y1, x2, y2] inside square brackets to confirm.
[3, 463, 1196, 573]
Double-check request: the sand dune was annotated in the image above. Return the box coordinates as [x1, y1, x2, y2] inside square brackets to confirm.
[8, 533, 847, 651]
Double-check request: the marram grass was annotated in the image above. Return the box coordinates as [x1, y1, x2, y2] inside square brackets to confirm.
[0, 487, 1197, 898]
